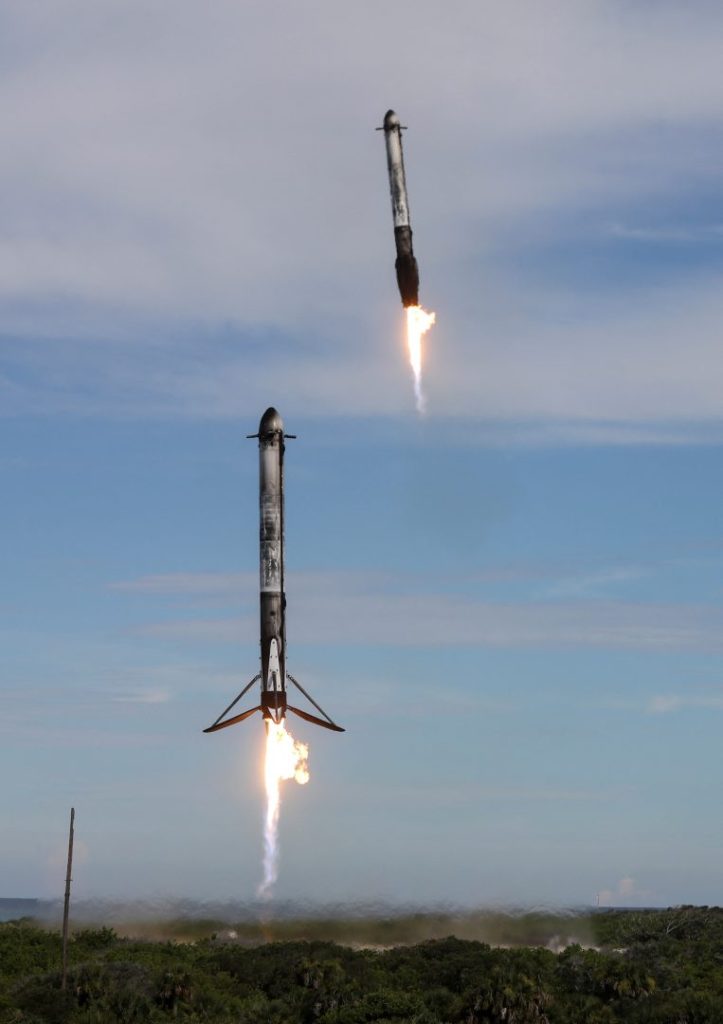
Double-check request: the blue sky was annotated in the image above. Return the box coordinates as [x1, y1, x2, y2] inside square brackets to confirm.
[3, 0, 723, 908]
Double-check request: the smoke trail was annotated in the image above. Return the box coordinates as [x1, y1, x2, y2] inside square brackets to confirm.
[258, 720, 309, 899]
[405, 306, 436, 415]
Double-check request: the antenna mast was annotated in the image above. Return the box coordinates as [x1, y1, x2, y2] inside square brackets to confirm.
[61, 807, 75, 992]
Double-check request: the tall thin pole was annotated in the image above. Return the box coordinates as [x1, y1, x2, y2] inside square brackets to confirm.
[61, 807, 75, 992]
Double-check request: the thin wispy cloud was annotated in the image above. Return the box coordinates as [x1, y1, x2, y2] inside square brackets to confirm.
[109, 573, 254, 596]
[110, 688, 171, 705]
[544, 566, 645, 599]
[115, 569, 723, 653]
[343, 781, 636, 808]
[647, 693, 723, 714]
[606, 222, 723, 243]
[464, 420, 723, 449]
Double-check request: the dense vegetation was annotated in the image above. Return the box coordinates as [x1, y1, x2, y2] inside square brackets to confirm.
[2, 907, 723, 1022]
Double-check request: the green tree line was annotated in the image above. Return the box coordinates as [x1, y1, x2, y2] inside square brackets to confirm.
[2, 907, 723, 1022]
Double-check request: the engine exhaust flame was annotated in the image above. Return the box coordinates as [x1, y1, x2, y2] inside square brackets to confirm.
[258, 719, 309, 899]
[405, 305, 436, 414]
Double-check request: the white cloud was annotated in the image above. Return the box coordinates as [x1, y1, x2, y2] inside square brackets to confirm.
[2, 3, 723, 432]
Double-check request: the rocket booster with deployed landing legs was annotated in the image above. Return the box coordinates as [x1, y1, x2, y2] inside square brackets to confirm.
[203, 408, 344, 735]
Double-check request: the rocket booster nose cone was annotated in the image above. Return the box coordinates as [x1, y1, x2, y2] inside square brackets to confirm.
[259, 407, 284, 435]
[384, 109, 400, 130]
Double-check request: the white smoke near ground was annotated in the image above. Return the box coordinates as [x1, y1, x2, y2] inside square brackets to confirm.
[22, 899, 599, 949]
[258, 721, 309, 900]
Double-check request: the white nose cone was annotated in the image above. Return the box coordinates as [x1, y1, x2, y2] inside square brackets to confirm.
[384, 109, 401, 130]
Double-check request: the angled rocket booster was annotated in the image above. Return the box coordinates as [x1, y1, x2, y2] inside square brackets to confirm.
[204, 408, 344, 735]
[379, 109, 420, 308]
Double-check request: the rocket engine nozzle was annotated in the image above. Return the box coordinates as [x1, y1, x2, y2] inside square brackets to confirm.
[261, 688, 287, 725]
[395, 254, 420, 308]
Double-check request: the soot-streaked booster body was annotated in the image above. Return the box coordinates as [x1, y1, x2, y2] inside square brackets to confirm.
[379, 109, 420, 308]
[204, 407, 344, 735]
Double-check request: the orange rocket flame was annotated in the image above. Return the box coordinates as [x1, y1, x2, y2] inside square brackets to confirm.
[258, 719, 309, 899]
[405, 305, 436, 414]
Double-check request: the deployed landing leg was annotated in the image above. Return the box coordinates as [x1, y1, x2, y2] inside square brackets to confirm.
[203, 675, 261, 733]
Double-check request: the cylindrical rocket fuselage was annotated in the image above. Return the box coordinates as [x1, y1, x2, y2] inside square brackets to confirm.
[258, 407, 286, 715]
[382, 109, 420, 308]
[201, 406, 345, 735]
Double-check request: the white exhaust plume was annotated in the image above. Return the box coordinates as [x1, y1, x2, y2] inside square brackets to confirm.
[405, 306, 436, 414]
[258, 720, 309, 899]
